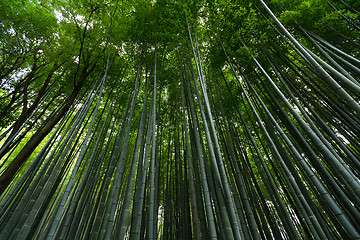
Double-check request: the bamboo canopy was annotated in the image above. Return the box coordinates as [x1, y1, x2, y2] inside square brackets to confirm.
[0, 0, 360, 239]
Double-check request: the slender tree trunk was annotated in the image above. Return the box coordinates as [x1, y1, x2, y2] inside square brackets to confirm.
[0, 66, 95, 194]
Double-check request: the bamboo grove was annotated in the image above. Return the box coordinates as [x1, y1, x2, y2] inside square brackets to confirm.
[0, 0, 360, 239]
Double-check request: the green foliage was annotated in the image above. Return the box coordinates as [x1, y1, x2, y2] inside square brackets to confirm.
[0, 90, 18, 128]
[1, 1, 360, 239]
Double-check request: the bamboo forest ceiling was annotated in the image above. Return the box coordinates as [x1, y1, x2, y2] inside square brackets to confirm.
[1, 0, 360, 239]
